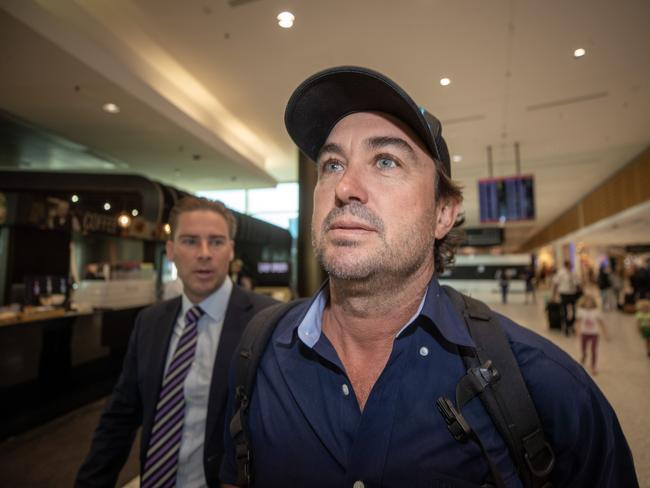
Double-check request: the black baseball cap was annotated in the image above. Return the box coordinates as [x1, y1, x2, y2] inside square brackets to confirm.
[284, 66, 451, 176]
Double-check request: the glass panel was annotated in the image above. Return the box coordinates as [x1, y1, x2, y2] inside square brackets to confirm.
[197, 190, 246, 213]
[250, 211, 298, 231]
[247, 183, 298, 214]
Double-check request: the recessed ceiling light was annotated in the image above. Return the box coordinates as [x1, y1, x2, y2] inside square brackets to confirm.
[573, 48, 586, 58]
[103, 202, 111, 211]
[277, 11, 295, 28]
[452, 154, 463, 163]
[439, 77, 451, 86]
[103, 102, 120, 114]
[131, 209, 139, 217]
[71, 194, 79, 203]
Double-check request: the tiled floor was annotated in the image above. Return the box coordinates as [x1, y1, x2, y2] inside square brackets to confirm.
[0, 398, 140, 487]
[1, 292, 647, 487]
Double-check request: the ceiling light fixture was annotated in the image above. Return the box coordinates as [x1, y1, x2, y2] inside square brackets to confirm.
[71, 194, 79, 203]
[277, 11, 295, 28]
[103, 102, 120, 114]
[131, 209, 139, 217]
[573, 48, 586, 58]
[452, 155, 463, 163]
[439, 77, 451, 86]
[103, 202, 111, 211]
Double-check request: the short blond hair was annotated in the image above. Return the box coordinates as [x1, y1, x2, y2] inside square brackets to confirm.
[168, 196, 237, 240]
[578, 293, 597, 309]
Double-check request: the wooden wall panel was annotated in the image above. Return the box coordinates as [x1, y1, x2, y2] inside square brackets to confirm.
[520, 146, 650, 251]
[634, 157, 650, 202]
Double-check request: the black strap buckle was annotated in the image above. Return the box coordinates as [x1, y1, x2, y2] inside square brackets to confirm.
[524, 442, 555, 478]
[456, 360, 501, 408]
[436, 396, 473, 442]
[235, 443, 252, 486]
[472, 360, 500, 388]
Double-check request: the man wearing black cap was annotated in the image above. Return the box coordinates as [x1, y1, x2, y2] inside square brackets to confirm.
[220, 67, 637, 487]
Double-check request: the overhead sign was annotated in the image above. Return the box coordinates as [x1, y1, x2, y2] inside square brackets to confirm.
[479, 175, 535, 223]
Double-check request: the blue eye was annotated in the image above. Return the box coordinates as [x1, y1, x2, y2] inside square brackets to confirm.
[377, 158, 397, 169]
[323, 160, 343, 173]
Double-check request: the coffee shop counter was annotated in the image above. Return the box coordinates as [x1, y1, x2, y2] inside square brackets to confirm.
[0, 304, 148, 440]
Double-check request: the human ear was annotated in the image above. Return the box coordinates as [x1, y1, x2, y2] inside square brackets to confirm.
[434, 200, 461, 239]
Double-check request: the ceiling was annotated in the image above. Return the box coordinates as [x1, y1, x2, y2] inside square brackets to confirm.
[0, 0, 649, 249]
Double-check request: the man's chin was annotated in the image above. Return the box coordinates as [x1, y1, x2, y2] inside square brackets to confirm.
[329, 238, 362, 247]
[321, 256, 377, 281]
[186, 281, 220, 300]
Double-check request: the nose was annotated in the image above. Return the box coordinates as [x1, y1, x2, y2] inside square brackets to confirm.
[334, 163, 368, 206]
[197, 239, 211, 259]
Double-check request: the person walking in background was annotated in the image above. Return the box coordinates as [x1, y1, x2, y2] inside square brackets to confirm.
[636, 299, 650, 358]
[598, 264, 613, 311]
[230, 258, 254, 290]
[576, 294, 609, 375]
[630, 261, 650, 301]
[496, 267, 510, 304]
[610, 265, 623, 310]
[76, 197, 276, 488]
[552, 261, 580, 336]
[642, 258, 650, 299]
[524, 266, 536, 305]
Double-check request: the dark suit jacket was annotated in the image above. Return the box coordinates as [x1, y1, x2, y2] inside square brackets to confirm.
[75, 285, 276, 487]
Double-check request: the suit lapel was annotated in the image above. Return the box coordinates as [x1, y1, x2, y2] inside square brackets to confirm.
[205, 286, 252, 443]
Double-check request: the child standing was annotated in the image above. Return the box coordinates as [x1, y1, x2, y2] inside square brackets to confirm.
[636, 299, 650, 358]
[576, 294, 608, 374]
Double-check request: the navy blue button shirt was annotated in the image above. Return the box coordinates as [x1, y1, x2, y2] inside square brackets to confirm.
[221, 278, 637, 487]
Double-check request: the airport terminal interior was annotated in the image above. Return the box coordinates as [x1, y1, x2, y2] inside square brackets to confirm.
[0, 1, 649, 486]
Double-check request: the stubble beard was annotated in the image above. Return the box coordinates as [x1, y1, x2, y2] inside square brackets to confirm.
[312, 203, 437, 285]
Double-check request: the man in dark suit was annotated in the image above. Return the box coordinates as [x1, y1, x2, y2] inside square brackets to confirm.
[76, 196, 276, 488]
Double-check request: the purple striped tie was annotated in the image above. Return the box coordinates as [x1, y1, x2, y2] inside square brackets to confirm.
[141, 305, 205, 488]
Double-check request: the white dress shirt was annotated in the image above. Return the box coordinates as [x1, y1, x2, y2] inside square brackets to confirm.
[163, 277, 233, 487]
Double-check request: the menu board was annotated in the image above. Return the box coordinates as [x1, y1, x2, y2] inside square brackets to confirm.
[478, 175, 535, 223]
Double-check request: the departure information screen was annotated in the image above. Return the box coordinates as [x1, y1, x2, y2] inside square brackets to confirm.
[478, 175, 535, 223]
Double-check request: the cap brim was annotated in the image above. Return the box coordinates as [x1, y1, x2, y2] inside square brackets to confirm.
[284, 66, 450, 176]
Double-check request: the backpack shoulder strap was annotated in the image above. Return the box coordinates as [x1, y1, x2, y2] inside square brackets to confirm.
[228, 299, 307, 487]
[442, 285, 555, 488]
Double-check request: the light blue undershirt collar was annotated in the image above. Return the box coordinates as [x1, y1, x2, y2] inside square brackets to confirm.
[297, 285, 428, 348]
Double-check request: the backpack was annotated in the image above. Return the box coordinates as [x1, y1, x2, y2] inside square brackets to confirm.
[228, 287, 555, 488]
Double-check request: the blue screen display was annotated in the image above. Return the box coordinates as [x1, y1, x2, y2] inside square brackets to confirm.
[478, 175, 535, 223]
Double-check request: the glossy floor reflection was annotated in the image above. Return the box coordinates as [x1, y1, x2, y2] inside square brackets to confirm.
[0, 292, 647, 487]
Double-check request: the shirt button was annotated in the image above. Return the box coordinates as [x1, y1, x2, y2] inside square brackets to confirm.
[419, 346, 429, 357]
[353, 481, 365, 488]
[342, 384, 350, 396]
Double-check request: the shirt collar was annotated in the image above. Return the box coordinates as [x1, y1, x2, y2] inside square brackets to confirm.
[420, 278, 476, 347]
[279, 276, 475, 349]
[181, 276, 233, 324]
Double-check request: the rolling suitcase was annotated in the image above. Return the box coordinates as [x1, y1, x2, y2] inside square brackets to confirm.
[546, 302, 563, 330]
